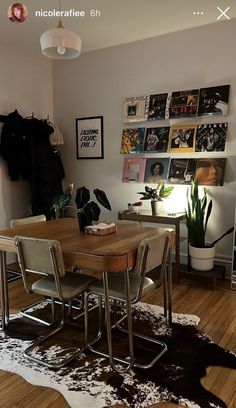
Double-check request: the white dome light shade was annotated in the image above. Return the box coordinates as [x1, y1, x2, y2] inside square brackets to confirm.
[40, 27, 81, 59]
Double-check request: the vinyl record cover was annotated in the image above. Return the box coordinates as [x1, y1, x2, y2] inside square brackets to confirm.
[144, 127, 170, 152]
[195, 158, 227, 186]
[120, 128, 145, 154]
[122, 157, 146, 183]
[168, 158, 197, 184]
[123, 96, 148, 122]
[147, 93, 171, 120]
[169, 124, 197, 153]
[144, 158, 170, 184]
[198, 85, 230, 116]
[195, 122, 228, 152]
[169, 89, 199, 118]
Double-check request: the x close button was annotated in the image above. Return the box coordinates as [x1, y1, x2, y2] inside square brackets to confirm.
[217, 6, 230, 20]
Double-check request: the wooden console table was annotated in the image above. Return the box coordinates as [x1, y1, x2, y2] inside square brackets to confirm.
[118, 210, 186, 283]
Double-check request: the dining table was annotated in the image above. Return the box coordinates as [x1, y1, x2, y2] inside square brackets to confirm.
[0, 217, 174, 368]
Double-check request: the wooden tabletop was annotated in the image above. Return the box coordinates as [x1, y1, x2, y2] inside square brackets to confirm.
[0, 218, 174, 272]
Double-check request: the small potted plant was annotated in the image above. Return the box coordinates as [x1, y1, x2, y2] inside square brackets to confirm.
[51, 183, 74, 219]
[137, 182, 174, 215]
[75, 186, 111, 232]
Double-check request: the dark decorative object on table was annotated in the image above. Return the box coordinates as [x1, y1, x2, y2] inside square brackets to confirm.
[75, 187, 111, 232]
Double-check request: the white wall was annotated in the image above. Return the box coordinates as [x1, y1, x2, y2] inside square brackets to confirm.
[0, 44, 53, 229]
[53, 20, 236, 266]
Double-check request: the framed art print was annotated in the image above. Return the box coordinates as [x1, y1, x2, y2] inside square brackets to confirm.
[76, 116, 104, 159]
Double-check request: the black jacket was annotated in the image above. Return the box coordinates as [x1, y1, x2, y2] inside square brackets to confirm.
[0, 110, 65, 219]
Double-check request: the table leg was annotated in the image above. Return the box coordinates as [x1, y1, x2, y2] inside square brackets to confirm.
[167, 249, 172, 325]
[0, 250, 9, 330]
[163, 248, 172, 326]
[175, 222, 180, 283]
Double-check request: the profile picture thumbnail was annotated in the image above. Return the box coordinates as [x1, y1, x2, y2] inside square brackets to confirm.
[8, 3, 28, 23]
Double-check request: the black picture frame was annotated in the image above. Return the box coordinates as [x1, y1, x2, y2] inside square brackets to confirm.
[76, 116, 104, 159]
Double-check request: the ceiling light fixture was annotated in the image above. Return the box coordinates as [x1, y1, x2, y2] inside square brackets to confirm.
[40, 0, 81, 60]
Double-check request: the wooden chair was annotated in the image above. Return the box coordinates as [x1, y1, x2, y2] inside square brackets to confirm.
[84, 231, 170, 373]
[14, 235, 96, 368]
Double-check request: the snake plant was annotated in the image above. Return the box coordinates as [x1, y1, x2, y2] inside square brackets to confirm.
[186, 181, 212, 248]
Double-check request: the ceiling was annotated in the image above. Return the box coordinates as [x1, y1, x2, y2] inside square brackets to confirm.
[0, 0, 235, 56]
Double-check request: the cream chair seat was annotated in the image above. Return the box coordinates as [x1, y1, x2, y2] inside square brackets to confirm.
[15, 235, 96, 368]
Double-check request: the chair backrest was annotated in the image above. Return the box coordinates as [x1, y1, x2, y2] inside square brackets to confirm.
[11, 214, 46, 229]
[134, 231, 170, 277]
[15, 236, 65, 276]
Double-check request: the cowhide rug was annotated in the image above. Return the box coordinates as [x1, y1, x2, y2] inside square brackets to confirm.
[0, 301, 235, 408]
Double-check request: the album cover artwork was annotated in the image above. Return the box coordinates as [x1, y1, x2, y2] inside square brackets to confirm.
[169, 124, 197, 153]
[197, 85, 230, 116]
[147, 93, 171, 120]
[169, 89, 199, 118]
[195, 123, 228, 152]
[195, 158, 227, 186]
[144, 158, 170, 184]
[144, 127, 170, 152]
[123, 96, 148, 122]
[122, 157, 146, 183]
[168, 158, 197, 184]
[120, 128, 145, 154]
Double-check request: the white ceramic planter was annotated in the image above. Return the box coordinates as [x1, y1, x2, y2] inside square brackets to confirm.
[189, 244, 216, 271]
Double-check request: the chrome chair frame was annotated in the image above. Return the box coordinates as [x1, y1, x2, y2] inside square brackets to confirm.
[7, 215, 53, 325]
[84, 232, 170, 373]
[15, 236, 96, 368]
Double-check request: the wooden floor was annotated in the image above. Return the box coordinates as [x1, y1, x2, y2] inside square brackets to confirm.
[0, 277, 236, 408]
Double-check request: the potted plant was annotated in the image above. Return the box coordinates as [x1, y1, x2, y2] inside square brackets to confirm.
[75, 186, 111, 232]
[186, 181, 233, 271]
[137, 182, 174, 215]
[186, 180, 215, 271]
[51, 183, 74, 219]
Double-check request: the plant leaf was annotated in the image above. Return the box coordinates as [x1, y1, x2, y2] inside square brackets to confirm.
[84, 201, 101, 222]
[75, 187, 90, 209]
[93, 189, 112, 211]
